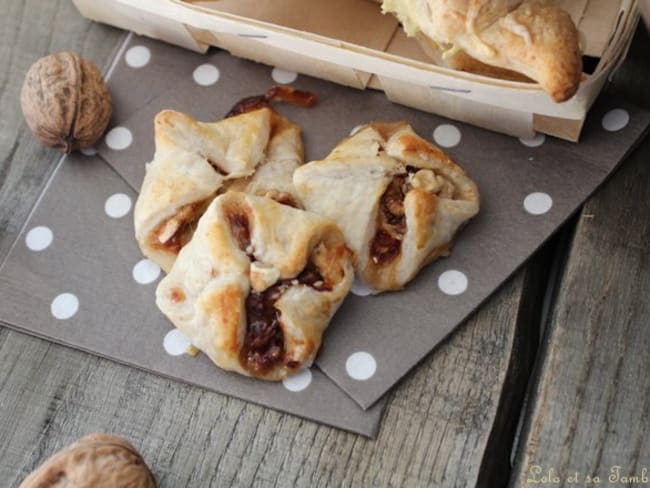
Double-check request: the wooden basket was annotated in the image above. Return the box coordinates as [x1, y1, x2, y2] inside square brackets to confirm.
[73, 0, 640, 141]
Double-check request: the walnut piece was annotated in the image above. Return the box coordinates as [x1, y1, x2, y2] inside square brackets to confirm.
[21, 52, 113, 154]
[19, 433, 156, 488]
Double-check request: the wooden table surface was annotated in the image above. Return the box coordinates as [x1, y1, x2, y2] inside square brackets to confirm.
[1, 2, 648, 487]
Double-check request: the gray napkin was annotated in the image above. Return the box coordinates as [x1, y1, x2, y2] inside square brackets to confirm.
[96, 35, 650, 409]
[0, 152, 385, 437]
[1, 32, 648, 435]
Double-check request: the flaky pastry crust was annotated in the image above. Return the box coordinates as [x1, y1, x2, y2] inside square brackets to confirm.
[156, 192, 354, 380]
[134, 108, 303, 273]
[294, 122, 479, 293]
[382, 0, 582, 102]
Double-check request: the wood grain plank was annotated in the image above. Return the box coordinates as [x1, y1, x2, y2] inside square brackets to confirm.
[1, 265, 542, 487]
[511, 137, 650, 488]
[510, 27, 650, 486]
[0, 0, 124, 258]
[0, 1, 544, 487]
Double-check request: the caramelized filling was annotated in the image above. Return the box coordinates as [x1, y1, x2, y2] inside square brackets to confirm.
[225, 208, 331, 374]
[225, 85, 317, 118]
[150, 200, 210, 255]
[226, 210, 252, 254]
[243, 288, 284, 373]
[158, 222, 191, 255]
[370, 171, 412, 265]
[241, 261, 330, 375]
[369, 166, 456, 265]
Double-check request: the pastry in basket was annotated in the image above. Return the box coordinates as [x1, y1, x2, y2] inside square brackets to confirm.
[156, 191, 354, 380]
[381, 0, 582, 102]
[293, 122, 479, 293]
[134, 88, 315, 273]
[413, 36, 533, 82]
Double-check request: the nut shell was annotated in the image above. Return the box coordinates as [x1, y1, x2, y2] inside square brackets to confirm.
[21, 52, 113, 153]
[19, 433, 156, 488]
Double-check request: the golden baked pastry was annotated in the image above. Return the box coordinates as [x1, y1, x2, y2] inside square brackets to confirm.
[381, 0, 582, 102]
[133, 107, 303, 273]
[294, 122, 479, 293]
[414, 32, 533, 82]
[156, 191, 354, 380]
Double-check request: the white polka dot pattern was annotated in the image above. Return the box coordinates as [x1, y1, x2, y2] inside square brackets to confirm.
[346, 352, 377, 380]
[351, 278, 373, 297]
[104, 193, 132, 219]
[193, 64, 220, 86]
[105, 127, 133, 151]
[51, 293, 79, 320]
[271, 67, 298, 84]
[438, 270, 468, 296]
[125, 45, 151, 68]
[602, 109, 629, 132]
[12, 36, 639, 423]
[25, 226, 53, 251]
[524, 192, 553, 215]
[519, 133, 546, 147]
[163, 329, 193, 356]
[433, 124, 461, 148]
[132, 259, 161, 285]
[282, 369, 312, 392]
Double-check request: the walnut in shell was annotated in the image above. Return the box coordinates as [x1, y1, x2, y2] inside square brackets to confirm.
[19, 433, 156, 488]
[21, 52, 113, 154]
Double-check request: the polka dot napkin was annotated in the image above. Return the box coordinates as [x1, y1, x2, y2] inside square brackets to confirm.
[0, 152, 385, 437]
[0, 34, 648, 435]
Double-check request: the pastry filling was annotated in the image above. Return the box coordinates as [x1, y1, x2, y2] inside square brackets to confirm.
[225, 85, 318, 118]
[371, 173, 409, 265]
[241, 262, 330, 374]
[370, 166, 456, 265]
[226, 210, 252, 255]
[225, 209, 332, 373]
[150, 200, 210, 255]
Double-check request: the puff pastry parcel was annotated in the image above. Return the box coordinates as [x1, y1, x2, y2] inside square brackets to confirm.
[134, 107, 303, 273]
[156, 191, 354, 380]
[381, 0, 582, 102]
[294, 122, 479, 293]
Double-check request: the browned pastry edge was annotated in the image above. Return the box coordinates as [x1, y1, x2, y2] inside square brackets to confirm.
[415, 32, 534, 82]
[381, 0, 583, 102]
